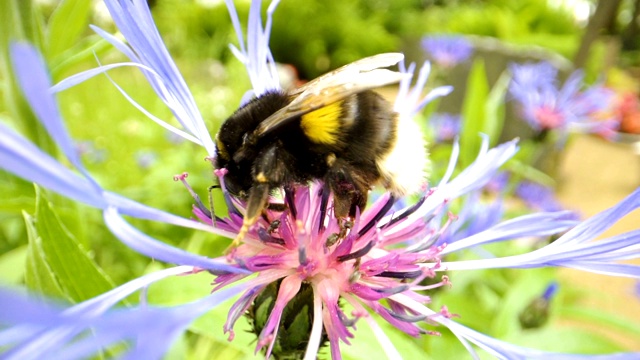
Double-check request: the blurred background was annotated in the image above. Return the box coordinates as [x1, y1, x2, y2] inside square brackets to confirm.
[1, 0, 640, 358]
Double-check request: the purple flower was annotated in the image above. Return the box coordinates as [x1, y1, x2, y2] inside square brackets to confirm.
[2, 1, 640, 359]
[484, 171, 510, 195]
[509, 62, 619, 138]
[75, 140, 107, 163]
[429, 113, 461, 142]
[515, 181, 577, 217]
[135, 150, 158, 169]
[421, 35, 473, 68]
[508, 61, 558, 101]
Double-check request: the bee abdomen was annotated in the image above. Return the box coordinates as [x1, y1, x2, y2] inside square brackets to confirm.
[376, 111, 429, 196]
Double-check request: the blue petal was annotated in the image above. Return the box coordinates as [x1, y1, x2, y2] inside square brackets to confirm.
[0, 122, 227, 235]
[0, 123, 105, 208]
[99, 0, 216, 155]
[231, 0, 282, 97]
[552, 187, 640, 247]
[442, 188, 640, 276]
[444, 316, 640, 359]
[0, 288, 66, 326]
[0, 278, 247, 359]
[10, 42, 101, 193]
[442, 211, 579, 255]
[559, 262, 640, 278]
[57, 285, 246, 359]
[104, 207, 250, 273]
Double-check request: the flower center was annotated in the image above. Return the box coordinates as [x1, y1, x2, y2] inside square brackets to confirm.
[534, 106, 564, 129]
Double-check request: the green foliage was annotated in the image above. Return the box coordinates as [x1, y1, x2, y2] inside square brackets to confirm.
[270, 0, 399, 78]
[139, 0, 582, 80]
[24, 187, 115, 302]
[460, 59, 490, 167]
[420, 0, 580, 57]
[458, 58, 507, 168]
[45, 0, 92, 60]
[153, 0, 236, 62]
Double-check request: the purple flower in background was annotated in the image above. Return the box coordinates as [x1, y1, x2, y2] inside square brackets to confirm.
[421, 35, 473, 68]
[436, 191, 505, 247]
[509, 62, 618, 138]
[1, 1, 640, 359]
[429, 112, 461, 142]
[516, 181, 567, 213]
[508, 61, 558, 101]
[75, 140, 107, 163]
[135, 150, 158, 169]
[484, 171, 510, 195]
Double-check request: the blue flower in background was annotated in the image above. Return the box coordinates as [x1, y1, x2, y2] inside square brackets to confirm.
[1, 1, 640, 359]
[508, 61, 558, 101]
[509, 61, 618, 138]
[429, 112, 461, 142]
[484, 171, 510, 195]
[516, 180, 569, 213]
[421, 35, 473, 68]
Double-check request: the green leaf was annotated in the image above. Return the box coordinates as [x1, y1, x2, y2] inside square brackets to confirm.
[24, 210, 67, 300]
[49, 35, 111, 80]
[460, 58, 489, 167]
[484, 70, 510, 146]
[0, 0, 44, 49]
[46, 0, 91, 60]
[24, 186, 115, 303]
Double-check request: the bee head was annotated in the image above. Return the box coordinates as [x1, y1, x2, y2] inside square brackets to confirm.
[214, 92, 291, 196]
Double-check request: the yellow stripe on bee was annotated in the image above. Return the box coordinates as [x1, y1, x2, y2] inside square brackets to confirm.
[300, 101, 343, 144]
[215, 135, 229, 160]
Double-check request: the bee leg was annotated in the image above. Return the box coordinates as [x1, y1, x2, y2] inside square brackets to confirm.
[325, 158, 369, 242]
[227, 182, 270, 252]
[228, 145, 286, 252]
[266, 203, 287, 212]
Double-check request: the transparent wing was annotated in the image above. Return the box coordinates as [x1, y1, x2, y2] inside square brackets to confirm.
[253, 53, 409, 137]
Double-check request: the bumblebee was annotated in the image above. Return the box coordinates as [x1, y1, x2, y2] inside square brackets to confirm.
[214, 53, 429, 246]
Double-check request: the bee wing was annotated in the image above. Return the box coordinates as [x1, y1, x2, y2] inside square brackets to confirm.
[253, 53, 409, 137]
[288, 53, 406, 97]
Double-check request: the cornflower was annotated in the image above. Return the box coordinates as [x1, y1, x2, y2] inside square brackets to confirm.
[428, 112, 461, 143]
[515, 180, 569, 213]
[420, 35, 473, 68]
[1, 1, 640, 359]
[508, 62, 618, 139]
